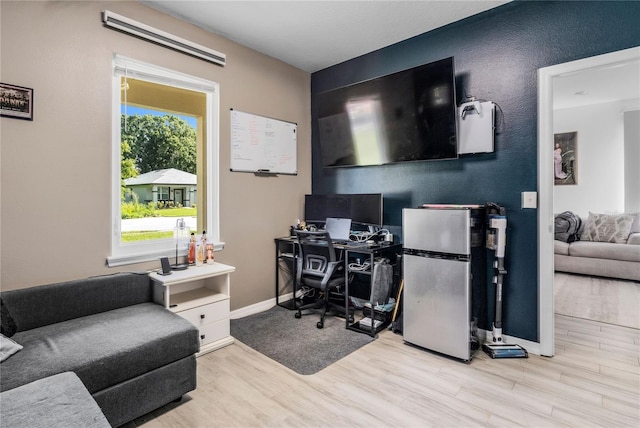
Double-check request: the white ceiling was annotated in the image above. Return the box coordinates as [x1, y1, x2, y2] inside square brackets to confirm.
[140, 0, 510, 73]
[140, 1, 638, 110]
[553, 59, 640, 110]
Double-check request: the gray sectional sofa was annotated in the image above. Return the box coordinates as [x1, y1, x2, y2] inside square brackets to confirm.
[554, 213, 640, 282]
[0, 372, 111, 428]
[0, 273, 200, 427]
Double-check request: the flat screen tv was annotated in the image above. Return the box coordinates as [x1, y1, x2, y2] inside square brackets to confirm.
[316, 57, 458, 168]
[304, 193, 383, 227]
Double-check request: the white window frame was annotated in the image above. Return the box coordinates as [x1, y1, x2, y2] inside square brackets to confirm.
[108, 55, 221, 267]
[158, 186, 170, 201]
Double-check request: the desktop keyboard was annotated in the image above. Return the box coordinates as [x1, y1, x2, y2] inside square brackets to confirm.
[333, 240, 371, 248]
[345, 241, 370, 248]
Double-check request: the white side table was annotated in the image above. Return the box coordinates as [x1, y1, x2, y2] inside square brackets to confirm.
[150, 262, 235, 356]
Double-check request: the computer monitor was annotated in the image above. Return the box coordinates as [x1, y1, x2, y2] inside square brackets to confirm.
[304, 194, 350, 224]
[304, 193, 383, 227]
[350, 194, 383, 227]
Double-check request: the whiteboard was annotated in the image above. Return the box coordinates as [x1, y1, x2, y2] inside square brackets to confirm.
[230, 109, 297, 175]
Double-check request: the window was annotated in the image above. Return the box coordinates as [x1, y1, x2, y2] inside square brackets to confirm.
[158, 187, 170, 201]
[108, 55, 220, 266]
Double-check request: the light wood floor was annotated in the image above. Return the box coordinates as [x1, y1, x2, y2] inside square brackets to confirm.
[133, 314, 639, 427]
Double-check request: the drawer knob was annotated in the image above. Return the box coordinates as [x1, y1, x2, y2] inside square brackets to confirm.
[200, 314, 206, 319]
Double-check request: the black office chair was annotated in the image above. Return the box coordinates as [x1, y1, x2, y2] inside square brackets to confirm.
[294, 230, 349, 329]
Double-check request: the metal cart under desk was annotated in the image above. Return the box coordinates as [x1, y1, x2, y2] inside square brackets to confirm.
[344, 243, 402, 337]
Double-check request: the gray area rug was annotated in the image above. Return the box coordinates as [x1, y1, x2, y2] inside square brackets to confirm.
[554, 272, 640, 329]
[231, 305, 374, 375]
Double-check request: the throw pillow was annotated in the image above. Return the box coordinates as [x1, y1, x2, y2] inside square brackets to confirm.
[0, 333, 23, 363]
[581, 212, 636, 243]
[1, 298, 17, 337]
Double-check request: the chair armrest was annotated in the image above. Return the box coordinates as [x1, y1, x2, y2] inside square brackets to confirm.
[320, 261, 344, 290]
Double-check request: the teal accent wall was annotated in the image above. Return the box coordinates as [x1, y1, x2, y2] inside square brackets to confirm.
[311, 1, 640, 341]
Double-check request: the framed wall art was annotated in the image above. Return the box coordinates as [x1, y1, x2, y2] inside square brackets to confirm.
[1, 82, 33, 121]
[554, 132, 577, 185]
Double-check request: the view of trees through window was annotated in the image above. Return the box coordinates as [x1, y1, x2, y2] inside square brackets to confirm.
[120, 77, 203, 244]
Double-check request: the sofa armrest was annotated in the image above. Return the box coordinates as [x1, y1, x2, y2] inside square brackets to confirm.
[626, 232, 640, 245]
[554, 240, 570, 255]
[0, 273, 152, 332]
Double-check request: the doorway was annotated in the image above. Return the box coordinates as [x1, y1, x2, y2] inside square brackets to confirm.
[537, 46, 640, 356]
[175, 189, 183, 206]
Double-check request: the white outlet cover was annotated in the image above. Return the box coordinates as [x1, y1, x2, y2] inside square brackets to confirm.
[521, 191, 537, 209]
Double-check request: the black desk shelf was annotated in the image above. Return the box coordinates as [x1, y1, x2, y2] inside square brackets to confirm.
[274, 237, 300, 310]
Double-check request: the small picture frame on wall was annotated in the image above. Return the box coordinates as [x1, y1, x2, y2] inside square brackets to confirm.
[554, 132, 577, 185]
[1, 82, 34, 121]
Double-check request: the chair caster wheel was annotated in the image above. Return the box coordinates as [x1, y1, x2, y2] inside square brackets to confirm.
[348, 316, 354, 323]
[316, 321, 324, 329]
[295, 312, 301, 319]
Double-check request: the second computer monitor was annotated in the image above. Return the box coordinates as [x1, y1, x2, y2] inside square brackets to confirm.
[304, 193, 382, 227]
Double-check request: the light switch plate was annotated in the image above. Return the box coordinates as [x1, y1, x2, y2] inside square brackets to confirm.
[522, 191, 537, 209]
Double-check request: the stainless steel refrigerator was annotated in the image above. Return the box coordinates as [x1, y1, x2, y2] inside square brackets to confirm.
[402, 205, 486, 362]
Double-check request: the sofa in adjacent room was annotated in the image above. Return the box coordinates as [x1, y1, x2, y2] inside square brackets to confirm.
[554, 212, 640, 282]
[0, 273, 200, 427]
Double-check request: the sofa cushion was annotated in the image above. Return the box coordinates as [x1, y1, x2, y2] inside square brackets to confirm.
[568, 241, 640, 263]
[0, 273, 152, 333]
[0, 302, 199, 393]
[0, 372, 110, 428]
[554, 240, 570, 256]
[582, 212, 636, 243]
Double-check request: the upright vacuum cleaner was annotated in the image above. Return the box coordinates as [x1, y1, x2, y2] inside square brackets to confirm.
[482, 203, 528, 359]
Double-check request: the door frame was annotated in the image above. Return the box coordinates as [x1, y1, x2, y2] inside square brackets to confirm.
[537, 46, 640, 356]
[174, 188, 184, 206]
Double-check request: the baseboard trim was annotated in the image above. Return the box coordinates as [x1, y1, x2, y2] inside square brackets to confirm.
[230, 292, 294, 319]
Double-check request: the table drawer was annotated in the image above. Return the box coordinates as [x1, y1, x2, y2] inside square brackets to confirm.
[198, 320, 230, 346]
[177, 299, 229, 327]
